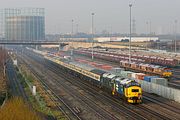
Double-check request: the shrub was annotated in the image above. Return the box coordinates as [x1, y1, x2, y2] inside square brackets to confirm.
[0, 97, 41, 120]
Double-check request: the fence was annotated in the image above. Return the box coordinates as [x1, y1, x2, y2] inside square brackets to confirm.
[137, 80, 180, 103]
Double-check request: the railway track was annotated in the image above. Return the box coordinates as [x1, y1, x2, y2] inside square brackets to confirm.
[169, 68, 180, 89]
[45, 62, 142, 120]
[22, 49, 149, 120]
[168, 82, 180, 89]
[21, 50, 134, 119]
[22, 49, 180, 119]
[6, 60, 28, 100]
[19, 55, 82, 120]
[46, 60, 176, 120]
[44, 67, 120, 120]
[143, 95, 180, 114]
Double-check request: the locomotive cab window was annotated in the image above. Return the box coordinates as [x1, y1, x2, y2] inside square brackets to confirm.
[132, 89, 139, 92]
[165, 69, 171, 72]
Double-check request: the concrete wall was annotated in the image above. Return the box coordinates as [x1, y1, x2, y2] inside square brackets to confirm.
[137, 80, 180, 103]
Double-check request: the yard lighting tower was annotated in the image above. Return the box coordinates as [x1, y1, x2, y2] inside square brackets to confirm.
[175, 20, 177, 53]
[129, 4, 132, 63]
[71, 19, 74, 56]
[91, 13, 95, 60]
[76, 24, 79, 34]
[72, 19, 74, 36]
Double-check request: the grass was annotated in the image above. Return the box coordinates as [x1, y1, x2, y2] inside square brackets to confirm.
[16, 65, 65, 120]
[0, 97, 41, 120]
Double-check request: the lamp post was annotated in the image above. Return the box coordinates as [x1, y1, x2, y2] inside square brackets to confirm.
[76, 24, 79, 34]
[149, 20, 151, 45]
[91, 13, 95, 60]
[129, 4, 132, 63]
[72, 19, 74, 35]
[71, 19, 74, 56]
[175, 20, 177, 53]
[146, 21, 149, 50]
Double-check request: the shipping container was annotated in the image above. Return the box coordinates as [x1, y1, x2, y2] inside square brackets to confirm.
[135, 73, 146, 80]
[144, 76, 159, 82]
[131, 73, 138, 79]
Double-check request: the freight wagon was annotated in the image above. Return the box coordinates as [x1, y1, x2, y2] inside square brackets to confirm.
[74, 49, 178, 67]
[119, 61, 172, 78]
[44, 54, 142, 104]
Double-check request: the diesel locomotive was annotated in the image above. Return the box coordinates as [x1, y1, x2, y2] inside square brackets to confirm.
[44, 55, 142, 104]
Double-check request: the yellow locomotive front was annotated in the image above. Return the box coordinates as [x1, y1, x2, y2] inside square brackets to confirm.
[124, 82, 142, 104]
[162, 68, 172, 78]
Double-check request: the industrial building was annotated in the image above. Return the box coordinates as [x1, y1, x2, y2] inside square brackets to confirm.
[94, 37, 159, 42]
[59, 36, 159, 42]
[1, 8, 45, 41]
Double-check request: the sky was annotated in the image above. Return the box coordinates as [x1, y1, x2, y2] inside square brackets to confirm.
[0, 0, 179, 34]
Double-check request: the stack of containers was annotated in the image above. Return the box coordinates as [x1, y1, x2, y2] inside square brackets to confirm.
[136, 73, 146, 80]
[144, 76, 159, 82]
[131, 73, 138, 79]
[131, 73, 146, 80]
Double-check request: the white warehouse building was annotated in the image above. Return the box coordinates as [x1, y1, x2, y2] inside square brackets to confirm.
[94, 37, 159, 42]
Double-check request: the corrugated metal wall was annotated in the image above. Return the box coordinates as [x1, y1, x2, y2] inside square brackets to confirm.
[137, 80, 180, 103]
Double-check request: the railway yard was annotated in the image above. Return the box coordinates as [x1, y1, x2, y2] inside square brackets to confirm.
[4, 46, 178, 120]
[0, 46, 180, 119]
[1, 1, 180, 120]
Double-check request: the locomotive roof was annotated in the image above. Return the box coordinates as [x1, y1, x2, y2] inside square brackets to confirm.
[90, 69, 106, 75]
[115, 77, 133, 85]
[104, 73, 116, 79]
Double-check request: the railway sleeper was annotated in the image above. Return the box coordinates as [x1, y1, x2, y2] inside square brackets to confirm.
[73, 107, 81, 114]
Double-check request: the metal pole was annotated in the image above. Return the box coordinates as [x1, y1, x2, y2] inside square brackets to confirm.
[175, 20, 177, 53]
[129, 4, 132, 63]
[146, 21, 149, 50]
[91, 13, 94, 60]
[72, 19, 74, 36]
[76, 24, 78, 34]
[149, 20, 151, 49]
[71, 19, 74, 56]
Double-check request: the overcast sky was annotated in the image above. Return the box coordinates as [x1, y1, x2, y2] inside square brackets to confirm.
[0, 0, 179, 34]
